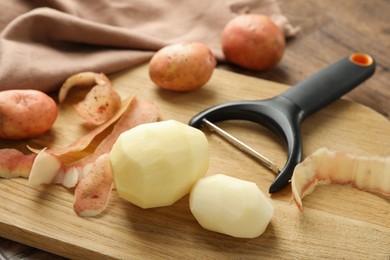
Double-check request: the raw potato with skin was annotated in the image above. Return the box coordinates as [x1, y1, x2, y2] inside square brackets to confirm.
[0, 89, 58, 139]
[190, 174, 273, 238]
[149, 42, 216, 91]
[291, 147, 390, 210]
[221, 14, 286, 71]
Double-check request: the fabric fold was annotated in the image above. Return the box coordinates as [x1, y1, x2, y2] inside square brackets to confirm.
[0, 0, 298, 93]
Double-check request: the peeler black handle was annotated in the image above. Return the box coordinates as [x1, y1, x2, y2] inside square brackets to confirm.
[188, 53, 376, 194]
[281, 53, 376, 118]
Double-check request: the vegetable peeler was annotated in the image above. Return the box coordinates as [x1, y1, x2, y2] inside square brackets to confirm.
[189, 53, 376, 193]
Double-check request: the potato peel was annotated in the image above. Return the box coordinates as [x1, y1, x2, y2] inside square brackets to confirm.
[71, 98, 160, 168]
[0, 68, 160, 218]
[28, 148, 62, 186]
[26, 97, 160, 217]
[291, 147, 390, 211]
[45, 96, 134, 156]
[59, 72, 121, 125]
[28, 97, 158, 187]
[0, 149, 36, 178]
[73, 154, 114, 217]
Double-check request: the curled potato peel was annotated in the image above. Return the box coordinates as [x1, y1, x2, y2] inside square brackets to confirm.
[0, 69, 160, 217]
[0, 149, 36, 178]
[59, 72, 121, 125]
[27, 98, 160, 216]
[30, 96, 134, 157]
[73, 154, 114, 217]
[291, 147, 390, 210]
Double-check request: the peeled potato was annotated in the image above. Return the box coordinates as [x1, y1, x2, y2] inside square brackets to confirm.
[190, 174, 273, 238]
[110, 120, 209, 209]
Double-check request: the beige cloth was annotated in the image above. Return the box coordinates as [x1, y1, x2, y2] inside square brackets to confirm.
[0, 0, 297, 93]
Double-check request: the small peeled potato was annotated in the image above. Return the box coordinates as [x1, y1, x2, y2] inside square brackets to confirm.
[0, 90, 58, 139]
[110, 120, 209, 209]
[190, 174, 273, 238]
[149, 42, 216, 91]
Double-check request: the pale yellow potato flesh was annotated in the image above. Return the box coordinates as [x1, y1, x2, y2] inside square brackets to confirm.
[110, 120, 209, 209]
[190, 174, 273, 238]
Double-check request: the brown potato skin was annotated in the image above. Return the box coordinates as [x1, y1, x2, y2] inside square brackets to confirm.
[149, 42, 216, 91]
[221, 14, 285, 71]
[0, 89, 58, 139]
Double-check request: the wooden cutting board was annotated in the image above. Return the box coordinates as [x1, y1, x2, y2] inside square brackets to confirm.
[0, 64, 389, 259]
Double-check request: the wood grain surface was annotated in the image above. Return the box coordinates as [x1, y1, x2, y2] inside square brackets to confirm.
[1, 0, 389, 259]
[0, 62, 389, 259]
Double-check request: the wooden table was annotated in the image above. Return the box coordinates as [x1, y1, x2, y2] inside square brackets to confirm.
[1, 0, 388, 258]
